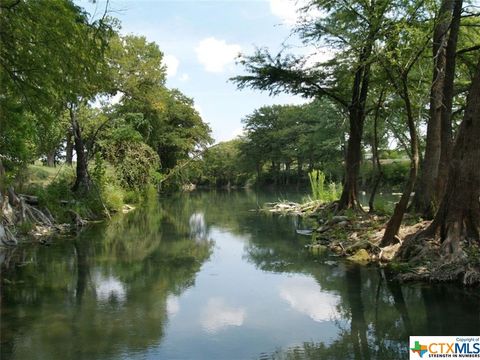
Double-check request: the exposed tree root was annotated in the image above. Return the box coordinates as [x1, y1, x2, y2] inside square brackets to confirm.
[1, 187, 81, 246]
[396, 226, 480, 285]
[262, 198, 479, 285]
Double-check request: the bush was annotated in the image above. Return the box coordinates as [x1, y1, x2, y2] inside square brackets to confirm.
[104, 140, 160, 190]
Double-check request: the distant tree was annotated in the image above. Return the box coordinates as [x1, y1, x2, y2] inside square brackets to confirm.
[232, 0, 394, 209]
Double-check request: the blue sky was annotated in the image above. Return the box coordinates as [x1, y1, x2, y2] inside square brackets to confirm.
[79, 0, 316, 143]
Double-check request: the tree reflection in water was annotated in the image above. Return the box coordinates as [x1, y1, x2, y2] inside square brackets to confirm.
[1, 191, 479, 360]
[0, 197, 213, 360]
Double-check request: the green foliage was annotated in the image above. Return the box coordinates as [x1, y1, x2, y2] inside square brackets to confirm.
[308, 170, 341, 202]
[27, 170, 75, 222]
[309, 170, 325, 200]
[372, 199, 395, 216]
[232, 99, 345, 187]
[102, 183, 125, 212]
[91, 153, 108, 189]
[17, 220, 35, 235]
[0, 0, 115, 172]
[191, 140, 249, 187]
[103, 139, 160, 190]
[110, 35, 212, 172]
[381, 161, 410, 187]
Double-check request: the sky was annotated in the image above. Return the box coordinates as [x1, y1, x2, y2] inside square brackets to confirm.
[78, 0, 316, 143]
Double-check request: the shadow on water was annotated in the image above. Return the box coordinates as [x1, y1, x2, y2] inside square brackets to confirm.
[1, 190, 479, 360]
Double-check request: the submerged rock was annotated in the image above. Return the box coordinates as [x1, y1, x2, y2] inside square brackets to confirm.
[347, 249, 370, 264]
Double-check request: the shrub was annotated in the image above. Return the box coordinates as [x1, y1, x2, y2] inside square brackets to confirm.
[309, 170, 325, 200]
[104, 140, 160, 190]
[308, 170, 341, 202]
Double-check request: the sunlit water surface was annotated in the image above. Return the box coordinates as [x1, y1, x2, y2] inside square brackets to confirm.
[1, 190, 479, 360]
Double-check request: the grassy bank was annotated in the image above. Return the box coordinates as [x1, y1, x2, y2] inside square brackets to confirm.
[1, 162, 154, 243]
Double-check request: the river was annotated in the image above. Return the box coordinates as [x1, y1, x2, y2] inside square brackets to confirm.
[1, 190, 479, 359]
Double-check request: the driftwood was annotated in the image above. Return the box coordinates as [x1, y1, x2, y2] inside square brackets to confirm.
[265, 200, 325, 215]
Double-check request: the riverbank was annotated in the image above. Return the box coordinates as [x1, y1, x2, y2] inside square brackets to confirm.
[262, 200, 480, 285]
[0, 163, 146, 246]
[0, 187, 136, 247]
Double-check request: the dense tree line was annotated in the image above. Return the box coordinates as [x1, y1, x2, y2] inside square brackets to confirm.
[191, 98, 412, 191]
[0, 1, 211, 216]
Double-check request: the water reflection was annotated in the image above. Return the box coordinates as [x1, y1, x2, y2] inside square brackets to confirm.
[279, 276, 339, 322]
[1, 197, 213, 360]
[189, 212, 208, 242]
[93, 271, 126, 304]
[166, 295, 180, 317]
[1, 190, 479, 360]
[200, 297, 246, 333]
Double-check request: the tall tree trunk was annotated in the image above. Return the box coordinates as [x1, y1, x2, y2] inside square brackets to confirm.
[285, 161, 290, 186]
[424, 58, 480, 256]
[411, 0, 454, 217]
[66, 128, 73, 165]
[338, 44, 372, 211]
[296, 157, 303, 185]
[381, 77, 419, 246]
[69, 105, 91, 193]
[369, 89, 385, 213]
[46, 150, 55, 167]
[437, 0, 463, 198]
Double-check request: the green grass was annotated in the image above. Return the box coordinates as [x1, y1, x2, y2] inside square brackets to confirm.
[20, 162, 129, 222]
[308, 170, 341, 203]
[26, 163, 72, 187]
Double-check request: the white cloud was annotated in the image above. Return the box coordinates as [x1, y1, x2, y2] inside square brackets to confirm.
[94, 272, 126, 303]
[195, 37, 242, 73]
[164, 54, 179, 78]
[279, 276, 339, 322]
[269, 0, 323, 26]
[179, 73, 190, 82]
[200, 297, 246, 333]
[166, 295, 180, 317]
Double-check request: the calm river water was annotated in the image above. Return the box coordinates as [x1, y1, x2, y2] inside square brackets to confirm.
[1, 190, 479, 359]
